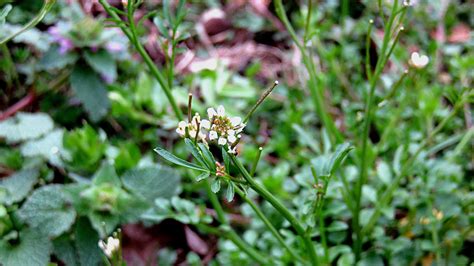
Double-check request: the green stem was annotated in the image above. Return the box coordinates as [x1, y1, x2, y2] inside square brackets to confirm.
[204, 181, 268, 264]
[365, 20, 374, 81]
[0, 0, 56, 45]
[197, 224, 270, 265]
[274, 0, 343, 144]
[98, 0, 183, 121]
[231, 155, 319, 266]
[303, 0, 313, 43]
[353, 0, 401, 260]
[234, 185, 305, 263]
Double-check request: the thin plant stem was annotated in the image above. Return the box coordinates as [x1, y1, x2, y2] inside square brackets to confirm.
[204, 180, 268, 264]
[365, 19, 374, 81]
[98, 0, 183, 121]
[234, 185, 305, 263]
[197, 223, 270, 265]
[274, 0, 343, 144]
[231, 155, 319, 266]
[243, 81, 279, 124]
[353, 0, 401, 260]
[0, 0, 56, 45]
[303, 0, 313, 43]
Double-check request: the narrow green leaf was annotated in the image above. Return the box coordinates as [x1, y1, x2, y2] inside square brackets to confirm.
[324, 142, 353, 176]
[154, 147, 206, 172]
[222, 147, 230, 172]
[198, 143, 216, 172]
[211, 179, 221, 193]
[184, 138, 208, 169]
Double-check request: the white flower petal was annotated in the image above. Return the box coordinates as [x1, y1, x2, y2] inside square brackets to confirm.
[209, 131, 218, 140]
[230, 117, 242, 127]
[218, 137, 227, 146]
[217, 105, 225, 116]
[227, 129, 235, 136]
[207, 108, 217, 118]
[189, 130, 197, 138]
[201, 119, 211, 129]
[227, 134, 237, 143]
[178, 121, 187, 127]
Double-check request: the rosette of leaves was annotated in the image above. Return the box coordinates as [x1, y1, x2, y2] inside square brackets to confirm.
[62, 124, 106, 173]
[155, 138, 238, 202]
[37, 7, 128, 122]
[65, 162, 181, 236]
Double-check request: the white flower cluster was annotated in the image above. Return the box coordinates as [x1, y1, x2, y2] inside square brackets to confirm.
[176, 105, 245, 154]
[98, 236, 120, 258]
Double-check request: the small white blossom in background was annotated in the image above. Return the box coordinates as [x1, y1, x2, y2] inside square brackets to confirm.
[98, 236, 120, 258]
[410, 52, 429, 69]
[176, 113, 207, 142]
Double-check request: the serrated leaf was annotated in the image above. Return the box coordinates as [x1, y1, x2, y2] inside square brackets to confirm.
[20, 129, 66, 167]
[75, 218, 102, 266]
[70, 64, 110, 122]
[154, 147, 206, 172]
[18, 185, 76, 237]
[121, 165, 181, 202]
[0, 112, 54, 143]
[225, 182, 234, 202]
[0, 228, 52, 266]
[211, 179, 221, 193]
[0, 168, 39, 205]
[323, 142, 353, 176]
[84, 50, 117, 82]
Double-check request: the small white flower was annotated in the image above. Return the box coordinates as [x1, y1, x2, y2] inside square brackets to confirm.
[410, 52, 429, 68]
[209, 131, 218, 140]
[201, 119, 211, 129]
[230, 117, 241, 127]
[227, 134, 237, 143]
[176, 121, 187, 136]
[227, 129, 235, 136]
[189, 129, 197, 138]
[217, 105, 225, 116]
[228, 146, 237, 154]
[218, 137, 227, 146]
[207, 107, 217, 118]
[98, 236, 120, 258]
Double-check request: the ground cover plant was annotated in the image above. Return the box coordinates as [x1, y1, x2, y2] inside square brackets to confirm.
[0, 0, 472, 265]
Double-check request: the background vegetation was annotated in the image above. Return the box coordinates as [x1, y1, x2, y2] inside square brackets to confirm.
[0, 0, 472, 265]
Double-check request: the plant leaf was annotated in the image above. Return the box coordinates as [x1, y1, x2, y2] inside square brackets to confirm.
[211, 179, 221, 193]
[154, 147, 206, 172]
[323, 142, 353, 176]
[0, 228, 52, 266]
[198, 143, 216, 172]
[18, 185, 76, 238]
[184, 138, 208, 168]
[225, 181, 235, 202]
[121, 165, 181, 202]
[0, 112, 54, 143]
[195, 172, 210, 182]
[70, 64, 110, 122]
[75, 218, 102, 266]
[84, 50, 117, 82]
[0, 168, 39, 205]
